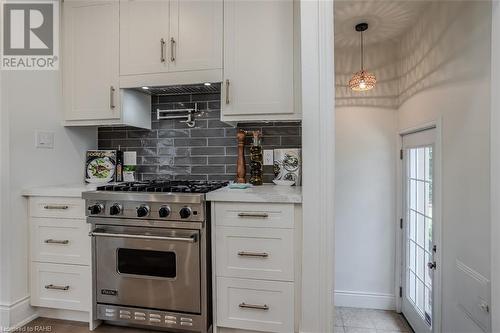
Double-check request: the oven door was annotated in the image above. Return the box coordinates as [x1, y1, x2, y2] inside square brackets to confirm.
[92, 224, 201, 314]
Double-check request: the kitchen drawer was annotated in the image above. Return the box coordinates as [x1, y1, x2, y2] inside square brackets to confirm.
[216, 277, 293, 333]
[29, 197, 86, 219]
[216, 226, 293, 281]
[214, 202, 294, 229]
[30, 262, 90, 312]
[30, 218, 90, 265]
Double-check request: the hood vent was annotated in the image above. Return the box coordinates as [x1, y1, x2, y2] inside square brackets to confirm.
[136, 83, 221, 96]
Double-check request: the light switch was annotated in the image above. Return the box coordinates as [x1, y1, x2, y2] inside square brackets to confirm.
[35, 131, 55, 149]
[263, 150, 274, 165]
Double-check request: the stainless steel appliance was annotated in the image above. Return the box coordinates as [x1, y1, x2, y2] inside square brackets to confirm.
[83, 181, 228, 332]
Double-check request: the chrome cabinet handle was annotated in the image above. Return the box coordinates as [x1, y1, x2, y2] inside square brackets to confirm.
[238, 251, 269, 258]
[237, 212, 269, 218]
[110, 86, 116, 109]
[43, 205, 69, 210]
[225, 79, 230, 104]
[170, 37, 176, 62]
[44, 239, 69, 245]
[160, 38, 166, 62]
[239, 302, 269, 311]
[89, 230, 197, 243]
[45, 284, 70, 291]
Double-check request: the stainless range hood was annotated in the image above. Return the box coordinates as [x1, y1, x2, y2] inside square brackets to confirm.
[134, 82, 221, 96]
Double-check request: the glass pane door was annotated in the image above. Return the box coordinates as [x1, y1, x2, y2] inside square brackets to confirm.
[402, 128, 436, 333]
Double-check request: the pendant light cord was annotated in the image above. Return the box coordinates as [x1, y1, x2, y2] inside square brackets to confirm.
[360, 30, 364, 71]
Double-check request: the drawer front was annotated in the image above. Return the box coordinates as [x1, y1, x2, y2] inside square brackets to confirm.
[216, 227, 294, 281]
[214, 202, 294, 229]
[31, 218, 90, 265]
[217, 277, 293, 333]
[30, 262, 90, 312]
[30, 197, 85, 219]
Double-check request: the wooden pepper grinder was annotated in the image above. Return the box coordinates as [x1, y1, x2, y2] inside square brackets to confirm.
[236, 130, 247, 183]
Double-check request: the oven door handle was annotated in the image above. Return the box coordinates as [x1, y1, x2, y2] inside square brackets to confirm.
[89, 230, 197, 243]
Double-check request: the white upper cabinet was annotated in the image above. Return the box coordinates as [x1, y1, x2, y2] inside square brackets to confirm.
[119, 0, 223, 87]
[63, 0, 120, 122]
[169, 0, 223, 72]
[119, 0, 170, 75]
[63, 0, 151, 128]
[222, 0, 301, 122]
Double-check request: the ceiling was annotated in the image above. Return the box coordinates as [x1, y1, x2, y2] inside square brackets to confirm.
[335, 0, 430, 48]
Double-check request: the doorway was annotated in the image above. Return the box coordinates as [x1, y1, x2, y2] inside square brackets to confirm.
[400, 127, 440, 333]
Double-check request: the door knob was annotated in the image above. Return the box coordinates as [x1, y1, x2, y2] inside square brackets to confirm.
[427, 261, 437, 270]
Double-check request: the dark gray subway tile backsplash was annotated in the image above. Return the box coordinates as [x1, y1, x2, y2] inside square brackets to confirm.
[97, 91, 301, 183]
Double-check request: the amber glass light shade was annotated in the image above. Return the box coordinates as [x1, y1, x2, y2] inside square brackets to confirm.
[348, 70, 376, 92]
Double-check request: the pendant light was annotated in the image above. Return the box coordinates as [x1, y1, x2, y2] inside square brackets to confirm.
[349, 23, 376, 92]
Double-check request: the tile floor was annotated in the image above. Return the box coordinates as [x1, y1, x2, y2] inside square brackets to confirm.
[20, 307, 413, 333]
[335, 307, 414, 333]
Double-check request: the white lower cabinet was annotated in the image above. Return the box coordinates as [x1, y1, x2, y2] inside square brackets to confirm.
[216, 278, 294, 333]
[30, 262, 90, 312]
[28, 196, 91, 315]
[213, 201, 300, 333]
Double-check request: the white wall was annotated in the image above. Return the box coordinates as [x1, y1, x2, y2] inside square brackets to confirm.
[398, 2, 491, 332]
[335, 106, 397, 309]
[0, 70, 96, 329]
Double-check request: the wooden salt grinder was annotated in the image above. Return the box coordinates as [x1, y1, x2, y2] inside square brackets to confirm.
[236, 130, 247, 183]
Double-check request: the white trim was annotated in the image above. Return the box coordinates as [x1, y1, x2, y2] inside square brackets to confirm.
[334, 291, 395, 310]
[491, 1, 500, 331]
[300, 0, 335, 332]
[37, 308, 89, 323]
[396, 120, 443, 333]
[0, 296, 37, 332]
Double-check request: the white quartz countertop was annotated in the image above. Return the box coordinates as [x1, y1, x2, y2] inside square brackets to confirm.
[206, 184, 302, 203]
[22, 184, 98, 198]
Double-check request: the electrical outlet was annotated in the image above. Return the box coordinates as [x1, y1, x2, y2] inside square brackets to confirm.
[263, 150, 274, 165]
[35, 131, 55, 149]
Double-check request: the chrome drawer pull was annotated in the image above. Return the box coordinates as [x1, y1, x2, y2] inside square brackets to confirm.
[239, 302, 269, 311]
[44, 239, 69, 245]
[89, 230, 197, 243]
[43, 205, 69, 210]
[170, 37, 176, 62]
[225, 79, 230, 104]
[160, 38, 166, 62]
[110, 86, 116, 109]
[238, 251, 269, 258]
[237, 212, 269, 218]
[45, 284, 69, 291]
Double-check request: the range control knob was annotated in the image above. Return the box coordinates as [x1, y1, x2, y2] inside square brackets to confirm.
[88, 203, 104, 215]
[109, 203, 122, 216]
[136, 205, 150, 218]
[159, 206, 171, 218]
[179, 207, 192, 219]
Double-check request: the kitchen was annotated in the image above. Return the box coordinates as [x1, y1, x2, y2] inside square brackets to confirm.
[0, 1, 499, 333]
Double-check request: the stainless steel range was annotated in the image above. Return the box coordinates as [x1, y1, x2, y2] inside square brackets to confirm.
[83, 181, 228, 333]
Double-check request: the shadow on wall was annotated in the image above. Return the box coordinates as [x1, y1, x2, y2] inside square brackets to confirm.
[335, 1, 491, 108]
[398, 1, 491, 105]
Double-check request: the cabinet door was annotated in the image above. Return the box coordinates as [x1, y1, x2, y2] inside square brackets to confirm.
[63, 1, 120, 121]
[223, 0, 294, 117]
[169, 0, 222, 72]
[120, 0, 170, 75]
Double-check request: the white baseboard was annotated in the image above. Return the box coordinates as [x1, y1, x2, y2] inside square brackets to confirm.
[0, 296, 37, 332]
[334, 290, 396, 310]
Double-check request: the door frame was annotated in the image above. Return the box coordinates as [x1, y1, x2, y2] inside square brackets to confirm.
[395, 119, 442, 333]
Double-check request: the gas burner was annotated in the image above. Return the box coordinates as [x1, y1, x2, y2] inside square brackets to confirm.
[96, 180, 229, 194]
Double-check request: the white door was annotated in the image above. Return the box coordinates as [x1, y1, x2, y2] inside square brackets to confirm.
[63, 0, 120, 121]
[169, 0, 222, 72]
[401, 128, 439, 333]
[222, 0, 294, 116]
[119, 0, 170, 75]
